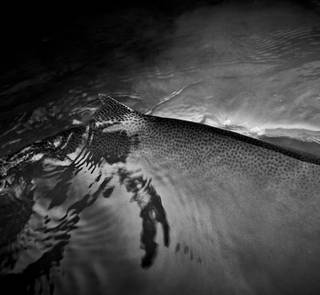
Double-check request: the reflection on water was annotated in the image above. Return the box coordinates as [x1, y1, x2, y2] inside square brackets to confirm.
[1, 96, 320, 294]
[1, 1, 320, 158]
[1, 1, 320, 294]
[0, 98, 172, 294]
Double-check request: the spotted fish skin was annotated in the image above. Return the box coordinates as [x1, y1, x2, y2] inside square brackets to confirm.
[133, 113, 320, 198]
[96, 96, 320, 295]
[1, 96, 320, 295]
[98, 96, 320, 202]
[5, 95, 320, 182]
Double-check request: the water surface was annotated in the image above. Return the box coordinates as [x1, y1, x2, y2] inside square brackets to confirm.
[1, 1, 320, 294]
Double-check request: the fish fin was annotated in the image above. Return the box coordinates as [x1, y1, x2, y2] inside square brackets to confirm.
[93, 94, 140, 123]
[98, 94, 135, 112]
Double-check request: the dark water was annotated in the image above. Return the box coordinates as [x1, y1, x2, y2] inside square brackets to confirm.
[1, 0, 320, 294]
[1, 0, 320, 157]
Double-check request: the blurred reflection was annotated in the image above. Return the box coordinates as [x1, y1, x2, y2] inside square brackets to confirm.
[2, 94, 320, 295]
[0, 99, 170, 294]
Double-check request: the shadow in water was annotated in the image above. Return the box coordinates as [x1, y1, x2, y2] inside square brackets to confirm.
[0, 103, 170, 294]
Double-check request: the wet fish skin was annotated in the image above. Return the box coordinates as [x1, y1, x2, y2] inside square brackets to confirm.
[1, 96, 320, 294]
[97, 96, 320, 295]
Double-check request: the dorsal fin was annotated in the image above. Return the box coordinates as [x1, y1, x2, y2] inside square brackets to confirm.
[93, 94, 138, 123]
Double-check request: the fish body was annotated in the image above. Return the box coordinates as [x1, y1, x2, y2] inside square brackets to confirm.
[1, 96, 320, 295]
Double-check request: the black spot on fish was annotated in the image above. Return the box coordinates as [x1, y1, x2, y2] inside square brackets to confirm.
[184, 245, 189, 254]
[103, 186, 114, 198]
[175, 243, 181, 253]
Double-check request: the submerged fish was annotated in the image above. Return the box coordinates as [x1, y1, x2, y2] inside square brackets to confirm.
[1, 95, 320, 295]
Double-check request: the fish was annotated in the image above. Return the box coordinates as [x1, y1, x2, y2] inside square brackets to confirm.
[1, 95, 320, 295]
